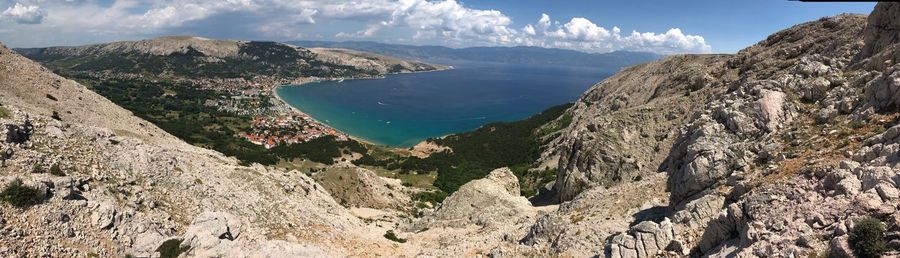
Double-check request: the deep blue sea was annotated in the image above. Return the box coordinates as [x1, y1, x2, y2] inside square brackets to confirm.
[276, 60, 612, 147]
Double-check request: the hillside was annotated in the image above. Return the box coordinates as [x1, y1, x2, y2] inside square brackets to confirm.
[12, 36, 450, 169]
[520, 3, 900, 257]
[17, 36, 447, 80]
[2, 3, 900, 258]
[288, 40, 662, 70]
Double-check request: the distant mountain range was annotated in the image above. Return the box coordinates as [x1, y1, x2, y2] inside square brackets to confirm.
[16, 36, 446, 80]
[287, 40, 664, 70]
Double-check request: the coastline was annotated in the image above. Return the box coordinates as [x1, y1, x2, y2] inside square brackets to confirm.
[269, 66, 454, 149]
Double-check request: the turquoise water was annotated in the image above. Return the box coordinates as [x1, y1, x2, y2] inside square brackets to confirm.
[276, 61, 612, 147]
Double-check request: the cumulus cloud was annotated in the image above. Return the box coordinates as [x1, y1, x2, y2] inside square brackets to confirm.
[0, 0, 712, 54]
[2, 3, 45, 24]
[518, 14, 711, 54]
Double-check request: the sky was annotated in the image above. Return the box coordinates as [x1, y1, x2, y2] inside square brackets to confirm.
[0, 0, 877, 54]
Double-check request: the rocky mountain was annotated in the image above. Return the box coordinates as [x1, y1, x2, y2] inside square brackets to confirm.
[523, 3, 900, 257]
[288, 40, 663, 70]
[15, 36, 447, 80]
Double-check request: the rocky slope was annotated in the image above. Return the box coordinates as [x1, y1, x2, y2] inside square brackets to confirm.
[528, 3, 900, 257]
[0, 41, 402, 257]
[0, 37, 550, 257]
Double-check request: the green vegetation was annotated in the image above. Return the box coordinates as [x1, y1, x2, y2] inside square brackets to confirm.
[156, 239, 190, 258]
[356, 104, 571, 195]
[0, 106, 11, 119]
[383, 230, 407, 243]
[25, 41, 376, 80]
[49, 163, 66, 176]
[70, 75, 366, 166]
[0, 178, 44, 208]
[31, 163, 45, 174]
[413, 190, 450, 205]
[849, 216, 886, 258]
[539, 112, 573, 137]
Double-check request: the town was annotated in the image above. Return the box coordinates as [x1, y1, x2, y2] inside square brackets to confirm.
[238, 112, 348, 149]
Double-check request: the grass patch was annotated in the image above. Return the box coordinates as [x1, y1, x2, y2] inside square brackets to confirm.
[157, 239, 190, 258]
[0, 178, 45, 208]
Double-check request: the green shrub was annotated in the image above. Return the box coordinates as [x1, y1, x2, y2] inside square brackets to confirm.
[383, 230, 407, 243]
[156, 239, 190, 258]
[31, 163, 46, 173]
[0, 106, 11, 119]
[413, 190, 448, 204]
[49, 163, 66, 176]
[849, 217, 886, 258]
[848, 120, 866, 129]
[0, 178, 45, 208]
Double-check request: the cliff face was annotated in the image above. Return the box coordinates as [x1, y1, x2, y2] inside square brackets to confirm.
[545, 54, 731, 202]
[527, 3, 900, 257]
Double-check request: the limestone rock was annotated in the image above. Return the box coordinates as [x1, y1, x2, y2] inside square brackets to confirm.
[182, 212, 243, 252]
[91, 203, 117, 230]
[414, 168, 533, 229]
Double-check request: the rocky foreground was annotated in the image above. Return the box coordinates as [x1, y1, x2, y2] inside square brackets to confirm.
[529, 3, 900, 257]
[2, 3, 900, 258]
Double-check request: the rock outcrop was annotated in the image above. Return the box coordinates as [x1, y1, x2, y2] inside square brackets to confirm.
[545, 54, 731, 202]
[414, 167, 533, 229]
[314, 164, 411, 210]
[531, 3, 900, 257]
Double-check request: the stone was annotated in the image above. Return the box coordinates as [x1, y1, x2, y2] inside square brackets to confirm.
[181, 212, 243, 252]
[829, 236, 854, 258]
[875, 182, 899, 200]
[91, 203, 117, 230]
[414, 167, 533, 230]
[835, 177, 862, 196]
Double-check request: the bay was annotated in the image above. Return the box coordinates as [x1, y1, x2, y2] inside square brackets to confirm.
[276, 60, 613, 147]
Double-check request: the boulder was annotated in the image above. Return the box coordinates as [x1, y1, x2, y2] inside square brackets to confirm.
[182, 212, 243, 252]
[91, 202, 117, 230]
[829, 236, 854, 258]
[608, 218, 677, 258]
[864, 69, 900, 110]
[416, 168, 532, 229]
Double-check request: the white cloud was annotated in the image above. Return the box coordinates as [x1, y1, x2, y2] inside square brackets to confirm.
[523, 24, 535, 36]
[2, 3, 45, 24]
[518, 14, 711, 54]
[138, 0, 257, 29]
[537, 13, 551, 30]
[0, 0, 712, 54]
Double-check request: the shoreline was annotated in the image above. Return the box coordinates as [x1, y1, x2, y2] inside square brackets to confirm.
[270, 85, 382, 148]
[269, 66, 454, 150]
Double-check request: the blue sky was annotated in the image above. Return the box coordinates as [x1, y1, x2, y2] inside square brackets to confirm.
[0, 0, 876, 54]
[463, 0, 876, 53]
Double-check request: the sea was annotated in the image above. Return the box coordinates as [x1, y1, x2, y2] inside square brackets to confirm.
[276, 60, 613, 147]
